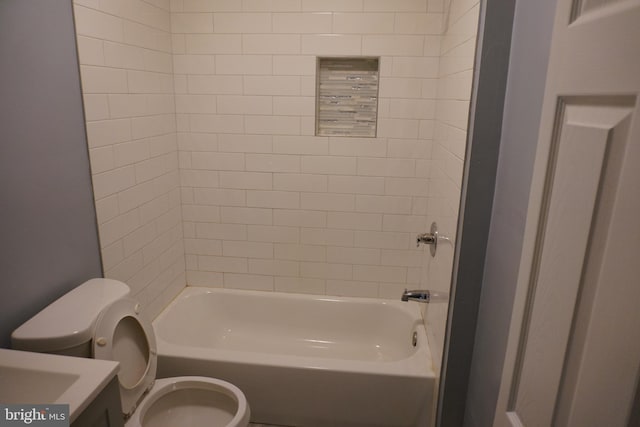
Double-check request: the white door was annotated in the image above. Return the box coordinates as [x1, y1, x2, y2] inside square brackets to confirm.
[493, 0, 640, 426]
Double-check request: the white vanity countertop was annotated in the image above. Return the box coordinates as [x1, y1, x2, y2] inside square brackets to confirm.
[0, 348, 119, 423]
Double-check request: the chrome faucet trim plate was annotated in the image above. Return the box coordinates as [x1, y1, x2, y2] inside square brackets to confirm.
[416, 222, 439, 257]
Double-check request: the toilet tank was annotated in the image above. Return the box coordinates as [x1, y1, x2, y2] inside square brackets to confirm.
[12, 278, 130, 357]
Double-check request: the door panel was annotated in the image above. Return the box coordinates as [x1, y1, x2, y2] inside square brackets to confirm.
[493, 0, 640, 425]
[553, 101, 637, 427]
[509, 99, 633, 426]
[573, 0, 638, 21]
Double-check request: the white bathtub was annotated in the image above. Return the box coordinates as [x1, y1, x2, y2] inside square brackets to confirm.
[153, 287, 435, 427]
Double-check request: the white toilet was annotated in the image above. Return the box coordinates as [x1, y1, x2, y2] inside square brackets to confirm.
[11, 278, 250, 427]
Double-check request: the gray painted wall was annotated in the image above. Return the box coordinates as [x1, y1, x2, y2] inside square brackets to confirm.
[0, 0, 102, 348]
[463, 0, 558, 425]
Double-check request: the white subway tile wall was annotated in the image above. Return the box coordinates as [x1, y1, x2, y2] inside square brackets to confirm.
[423, 0, 480, 371]
[169, 0, 444, 299]
[73, 0, 185, 319]
[72, 0, 477, 323]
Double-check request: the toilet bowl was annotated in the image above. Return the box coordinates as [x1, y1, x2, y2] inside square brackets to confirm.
[128, 377, 250, 427]
[11, 279, 250, 427]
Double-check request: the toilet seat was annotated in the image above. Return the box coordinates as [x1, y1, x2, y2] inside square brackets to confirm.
[93, 298, 157, 417]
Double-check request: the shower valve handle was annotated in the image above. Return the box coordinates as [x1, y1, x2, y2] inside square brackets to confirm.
[416, 232, 436, 247]
[416, 222, 439, 257]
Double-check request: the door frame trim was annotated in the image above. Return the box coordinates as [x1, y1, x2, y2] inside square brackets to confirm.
[437, 0, 516, 425]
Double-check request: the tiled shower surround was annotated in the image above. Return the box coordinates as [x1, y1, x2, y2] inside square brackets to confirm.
[73, 0, 479, 363]
[173, 2, 442, 299]
[74, 0, 184, 319]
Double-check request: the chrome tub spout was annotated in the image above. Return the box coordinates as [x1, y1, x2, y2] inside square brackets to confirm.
[401, 289, 431, 303]
[401, 289, 449, 303]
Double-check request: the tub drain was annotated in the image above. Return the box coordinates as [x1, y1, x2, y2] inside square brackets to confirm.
[412, 331, 418, 347]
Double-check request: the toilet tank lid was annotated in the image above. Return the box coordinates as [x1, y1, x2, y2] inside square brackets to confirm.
[11, 279, 131, 352]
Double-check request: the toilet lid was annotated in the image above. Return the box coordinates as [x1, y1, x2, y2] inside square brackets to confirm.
[92, 298, 157, 417]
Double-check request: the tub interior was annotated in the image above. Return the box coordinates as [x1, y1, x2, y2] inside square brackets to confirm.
[154, 289, 422, 362]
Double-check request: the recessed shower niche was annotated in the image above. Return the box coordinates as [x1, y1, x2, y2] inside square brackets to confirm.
[315, 57, 380, 138]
